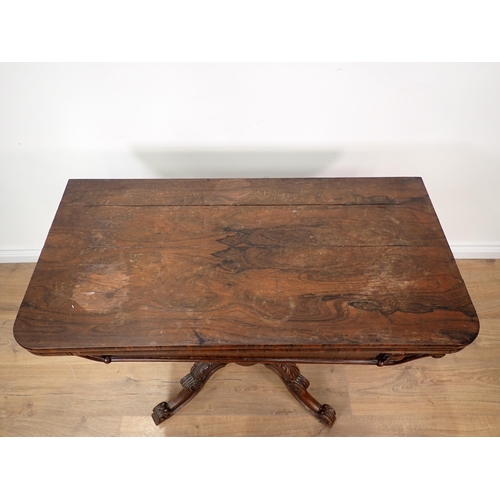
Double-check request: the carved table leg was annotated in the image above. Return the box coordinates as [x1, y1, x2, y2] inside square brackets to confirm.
[264, 363, 336, 427]
[152, 362, 227, 426]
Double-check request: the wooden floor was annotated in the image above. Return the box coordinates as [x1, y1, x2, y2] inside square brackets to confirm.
[1, 260, 499, 437]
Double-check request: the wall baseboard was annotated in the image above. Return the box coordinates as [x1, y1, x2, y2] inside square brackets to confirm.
[0, 248, 41, 263]
[1, 245, 500, 264]
[450, 245, 500, 259]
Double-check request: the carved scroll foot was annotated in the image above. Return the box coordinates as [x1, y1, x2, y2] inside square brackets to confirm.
[264, 363, 336, 427]
[152, 362, 227, 426]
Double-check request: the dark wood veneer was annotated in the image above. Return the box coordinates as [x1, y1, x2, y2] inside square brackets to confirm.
[13, 178, 479, 427]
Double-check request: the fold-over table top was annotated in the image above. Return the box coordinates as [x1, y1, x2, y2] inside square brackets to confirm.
[14, 178, 479, 358]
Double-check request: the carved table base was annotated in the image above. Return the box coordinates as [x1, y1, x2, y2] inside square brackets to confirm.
[152, 362, 227, 425]
[264, 363, 336, 427]
[152, 361, 336, 428]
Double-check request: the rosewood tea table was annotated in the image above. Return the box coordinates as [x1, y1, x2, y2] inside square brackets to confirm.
[13, 178, 479, 428]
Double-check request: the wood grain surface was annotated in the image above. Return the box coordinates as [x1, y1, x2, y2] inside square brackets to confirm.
[1, 260, 499, 436]
[13, 178, 478, 363]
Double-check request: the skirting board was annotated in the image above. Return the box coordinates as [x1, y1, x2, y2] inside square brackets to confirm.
[0, 248, 41, 263]
[1, 246, 500, 263]
[451, 246, 500, 259]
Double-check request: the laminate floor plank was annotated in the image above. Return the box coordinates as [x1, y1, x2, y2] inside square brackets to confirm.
[1, 261, 499, 436]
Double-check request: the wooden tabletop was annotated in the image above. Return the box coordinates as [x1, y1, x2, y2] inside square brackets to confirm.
[14, 178, 479, 364]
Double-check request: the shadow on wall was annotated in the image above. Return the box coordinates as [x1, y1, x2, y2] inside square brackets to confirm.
[132, 148, 369, 178]
[130, 144, 500, 249]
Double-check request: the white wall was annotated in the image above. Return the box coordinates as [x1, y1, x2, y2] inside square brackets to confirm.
[1, 62, 499, 262]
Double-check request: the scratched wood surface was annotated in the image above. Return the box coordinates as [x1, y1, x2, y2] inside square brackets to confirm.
[13, 178, 478, 360]
[1, 260, 499, 436]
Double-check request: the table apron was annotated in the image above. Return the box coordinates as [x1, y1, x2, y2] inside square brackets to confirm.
[69, 346, 462, 366]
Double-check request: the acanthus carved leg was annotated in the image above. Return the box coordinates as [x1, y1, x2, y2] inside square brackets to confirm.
[264, 363, 336, 427]
[152, 361, 227, 426]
